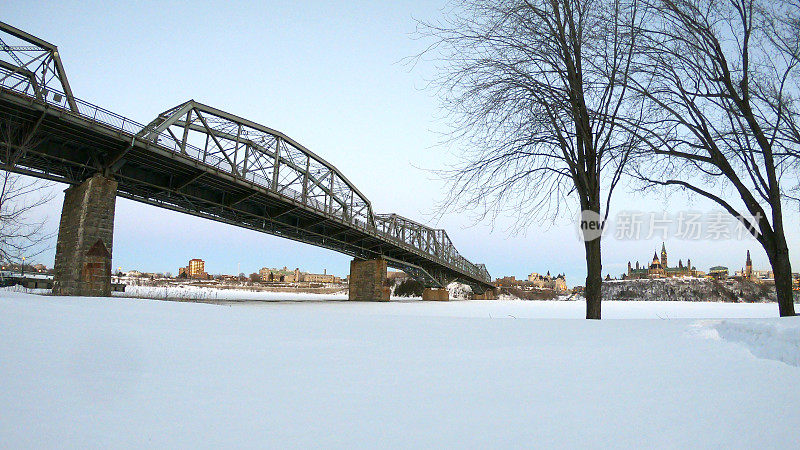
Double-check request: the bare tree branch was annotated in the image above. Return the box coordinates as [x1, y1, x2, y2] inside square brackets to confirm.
[0, 121, 56, 266]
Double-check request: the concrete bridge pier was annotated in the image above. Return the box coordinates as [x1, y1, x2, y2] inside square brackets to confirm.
[53, 175, 118, 296]
[472, 289, 498, 300]
[422, 288, 450, 301]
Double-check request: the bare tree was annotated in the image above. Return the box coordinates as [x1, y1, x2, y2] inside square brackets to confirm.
[626, 0, 799, 316]
[0, 120, 56, 267]
[416, 0, 642, 318]
[0, 170, 55, 266]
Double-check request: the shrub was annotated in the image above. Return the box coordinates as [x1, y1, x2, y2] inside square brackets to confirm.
[394, 278, 424, 297]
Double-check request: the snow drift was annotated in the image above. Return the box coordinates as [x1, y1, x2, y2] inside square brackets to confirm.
[712, 319, 800, 367]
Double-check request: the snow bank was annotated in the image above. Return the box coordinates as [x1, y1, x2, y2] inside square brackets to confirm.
[712, 318, 800, 367]
[118, 284, 349, 302]
[446, 281, 472, 300]
[0, 284, 51, 296]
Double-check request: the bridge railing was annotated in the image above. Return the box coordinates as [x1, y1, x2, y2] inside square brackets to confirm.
[0, 71, 145, 137]
[1, 69, 490, 285]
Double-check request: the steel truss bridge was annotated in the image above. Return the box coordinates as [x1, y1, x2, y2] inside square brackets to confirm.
[0, 22, 492, 292]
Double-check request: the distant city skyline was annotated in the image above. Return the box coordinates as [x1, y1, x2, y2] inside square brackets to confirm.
[5, 0, 799, 286]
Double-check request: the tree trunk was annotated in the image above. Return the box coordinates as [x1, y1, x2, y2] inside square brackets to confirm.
[767, 241, 796, 317]
[584, 236, 602, 319]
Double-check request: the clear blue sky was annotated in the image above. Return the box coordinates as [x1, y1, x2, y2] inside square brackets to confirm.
[6, 0, 799, 283]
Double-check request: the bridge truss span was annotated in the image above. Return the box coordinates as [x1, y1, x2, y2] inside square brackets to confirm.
[375, 214, 491, 284]
[138, 100, 375, 231]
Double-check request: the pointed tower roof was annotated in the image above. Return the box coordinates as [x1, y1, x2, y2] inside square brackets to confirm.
[652, 251, 659, 261]
[746, 250, 752, 265]
[661, 242, 666, 253]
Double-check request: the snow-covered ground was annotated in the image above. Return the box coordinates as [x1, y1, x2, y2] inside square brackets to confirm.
[1, 289, 798, 448]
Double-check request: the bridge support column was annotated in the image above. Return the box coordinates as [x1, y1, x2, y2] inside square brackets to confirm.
[422, 288, 449, 301]
[53, 175, 118, 297]
[348, 259, 390, 301]
[472, 289, 498, 300]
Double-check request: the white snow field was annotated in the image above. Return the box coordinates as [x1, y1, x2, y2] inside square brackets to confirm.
[1, 290, 799, 449]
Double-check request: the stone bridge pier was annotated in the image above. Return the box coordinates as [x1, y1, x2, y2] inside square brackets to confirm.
[472, 289, 498, 300]
[348, 259, 390, 301]
[53, 175, 117, 297]
[422, 288, 450, 301]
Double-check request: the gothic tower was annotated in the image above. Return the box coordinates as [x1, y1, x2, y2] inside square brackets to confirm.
[661, 242, 668, 268]
[745, 250, 753, 280]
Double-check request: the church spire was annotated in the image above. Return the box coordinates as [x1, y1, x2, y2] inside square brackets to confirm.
[745, 250, 753, 279]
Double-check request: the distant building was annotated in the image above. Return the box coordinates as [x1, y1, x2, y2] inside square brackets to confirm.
[745, 250, 753, 280]
[553, 277, 567, 292]
[496, 272, 567, 292]
[304, 273, 340, 283]
[259, 266, 341, 283]
[708, 266, 729, 280]
[188, 259, 205, 277]
[494, 275, 517, 287]
[528, 272, 567, 292]
[260, 267, 287, 282]
[626, 243, 699, 279]
[215, 274, 238, 282]
[259, 267, 301, 282]
[178, 259, 207, 279]
[258, 267, 271, 281]
[387, 270, 408, 281]
[734, 251, 775, 282]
